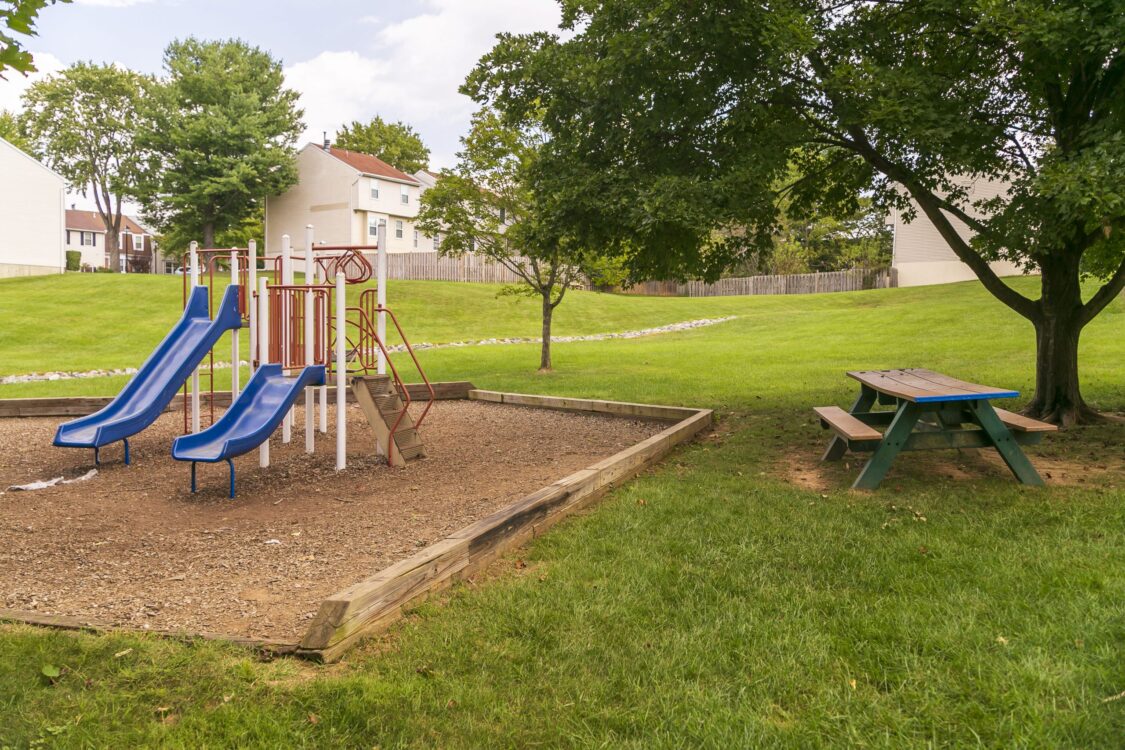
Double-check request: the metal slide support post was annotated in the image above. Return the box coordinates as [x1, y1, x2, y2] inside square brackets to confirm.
[258, 277, 270, 468]
[230, 249, 240, 402]
[304, 225, 315, 453]
[281, 235, 292, 443]
[376, 220, 388, 375]
[247, 239, 257, 375]
[316, 254, 328, 434]
[335, 272, 346, 471]
[189, 241, 200, 434]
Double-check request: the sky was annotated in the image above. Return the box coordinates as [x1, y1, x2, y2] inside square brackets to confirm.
[0, 0, 563, 209]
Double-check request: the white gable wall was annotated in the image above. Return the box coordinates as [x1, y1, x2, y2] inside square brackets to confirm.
[265, 146, 357, 256]
[0, 139, 65, 278]
[891, 177, 1026, 287]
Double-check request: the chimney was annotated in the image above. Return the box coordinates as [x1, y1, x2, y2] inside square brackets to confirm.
[70, 203, 76, 210]
[323, 132, 330, 151]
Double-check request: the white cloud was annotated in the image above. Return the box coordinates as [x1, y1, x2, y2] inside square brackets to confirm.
[0, 51, 65, 113]
[73, 0, 154, 6]
[284, 0, 561, 170]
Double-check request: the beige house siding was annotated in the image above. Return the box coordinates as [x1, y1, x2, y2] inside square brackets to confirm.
[0, 138, 65, 278]
[891, 177, 1026, 287]
[266, 145, 427, 257]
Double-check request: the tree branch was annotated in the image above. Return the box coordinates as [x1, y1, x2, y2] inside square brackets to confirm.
[1079, 253, 1125, 326]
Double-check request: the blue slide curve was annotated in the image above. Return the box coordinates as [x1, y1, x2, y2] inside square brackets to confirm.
[171, 363, 326, 497]
[53, 285, 242, 463]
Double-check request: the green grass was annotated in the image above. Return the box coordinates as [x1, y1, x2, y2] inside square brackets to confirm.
[0, 273, 1122, 748]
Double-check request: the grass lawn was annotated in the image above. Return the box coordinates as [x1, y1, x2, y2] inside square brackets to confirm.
[0, 273, 1122, 747]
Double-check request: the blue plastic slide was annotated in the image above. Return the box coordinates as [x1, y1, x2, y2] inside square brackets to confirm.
[53, 285, 242, 464]
[171, 363, 326, 497]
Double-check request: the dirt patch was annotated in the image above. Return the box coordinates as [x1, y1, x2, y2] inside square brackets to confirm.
[781, 414, 1123, 492]
[0, 401, 663, 642]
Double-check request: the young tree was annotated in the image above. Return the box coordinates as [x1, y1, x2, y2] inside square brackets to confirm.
[1, 0, 66, 78]
[474, 1, 1125, 425]
[21, 62, 148, 271]
[334, 116, 431, 174]
[136, 38, 302, 250]
[417, 108, 583, 371]
[0, 109, 30, 150]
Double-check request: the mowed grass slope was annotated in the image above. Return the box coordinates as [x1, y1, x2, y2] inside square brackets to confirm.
[0, 274, 1122, 748]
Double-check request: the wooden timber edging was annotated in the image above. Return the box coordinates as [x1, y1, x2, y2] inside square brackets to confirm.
[297, 395, 713, 661]
[0, 608, 299, 656]
[0, 381, 476, 418]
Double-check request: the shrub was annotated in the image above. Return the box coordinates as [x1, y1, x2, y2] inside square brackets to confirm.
[65, 250, 81, 271]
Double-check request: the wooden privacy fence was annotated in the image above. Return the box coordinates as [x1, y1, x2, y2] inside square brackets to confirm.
[383, 252, 526, 284]
[614, 267, 895, 297]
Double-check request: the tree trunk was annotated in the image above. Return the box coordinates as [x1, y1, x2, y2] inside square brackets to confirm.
[106, 231, 121, 273]
[539, 292, 553, 372]
[1024, 257, 1098, 426]
[202, 222, 216, 249]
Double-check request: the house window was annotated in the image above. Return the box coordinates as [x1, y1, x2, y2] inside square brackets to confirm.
[413, 230, 419, 248]
[368, 215, 379, 238]
[164, 260, 176, 274]
[432, 234, 440, 250]
[499, 207, 506, 223]
[370, 179, 380, 199]
[81, 232, 96, 247]
[400, 184, 409, 204]
[134, 233, 145, 252]
[395, 220, 404, 239]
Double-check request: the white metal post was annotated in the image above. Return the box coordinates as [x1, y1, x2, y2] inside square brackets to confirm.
[335, 271, 346, 471]
[247, 239, 257, 375]
[258, 276, 270, 468]
[304, 225, 315, 453]
[376, 220, 387, 376]
[316, 253, 328, 433]
[189, 241, 200, 434]
[230, 248, 240, 402]
[281, 234, 292, 444]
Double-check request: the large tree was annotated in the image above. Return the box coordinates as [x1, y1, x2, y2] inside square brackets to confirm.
[21, 62, 148, 271]
[0, 108, 30, 150]
[136, 38, 302, 250]
[417, 108, 584, 371]
[334, 115, 431, 174]
[473, 0, 1125, 425]
[1, 0, 66, 78]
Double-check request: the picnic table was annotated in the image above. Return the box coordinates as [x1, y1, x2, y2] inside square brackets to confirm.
[814, 368, 1057, 490]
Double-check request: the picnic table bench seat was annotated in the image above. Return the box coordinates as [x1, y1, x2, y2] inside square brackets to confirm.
[813, 368, 1056, 489]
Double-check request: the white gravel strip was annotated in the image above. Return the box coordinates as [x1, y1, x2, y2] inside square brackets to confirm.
[1, 316, 736, 385]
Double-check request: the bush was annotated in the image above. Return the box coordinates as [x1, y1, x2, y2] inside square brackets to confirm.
[65, 250, 81, 271]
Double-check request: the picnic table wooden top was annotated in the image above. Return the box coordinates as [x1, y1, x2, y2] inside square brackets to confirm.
[846, 368, 1019, 404]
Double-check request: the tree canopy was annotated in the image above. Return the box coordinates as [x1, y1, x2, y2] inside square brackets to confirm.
[470, 0, 1125, 423]
[135, 38, 302, 250]
[0, 0, 66, 78]
[21, 62, 148, 270]
[334, 116, 430, 174]
[0, 108, 29, 150]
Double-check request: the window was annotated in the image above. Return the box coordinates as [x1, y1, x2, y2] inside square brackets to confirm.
[432, 234, 440, 250]
[368, 214, 379, 238]
[370, 179, 380, 199]
[413, 230, 419, 248]
[400, 184, 409, 204]
[499, 207, 506, 223]
[134, 233, 145, 252]
[164, 260, 176, 274]
[394, 220, 404, 239]
[81, 231, 96, 247]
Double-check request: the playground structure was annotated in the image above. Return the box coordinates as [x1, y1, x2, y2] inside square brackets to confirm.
[53, 220, 435, 496]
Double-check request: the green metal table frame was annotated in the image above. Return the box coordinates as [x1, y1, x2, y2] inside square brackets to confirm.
[823, 385, 1047, 490]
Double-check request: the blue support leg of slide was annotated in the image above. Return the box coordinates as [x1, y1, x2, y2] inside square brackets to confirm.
[191, 462, 197, 493]
[93, 446, 99, 466]
[227, 458, 235, 499]
[123, 438, 130, 466]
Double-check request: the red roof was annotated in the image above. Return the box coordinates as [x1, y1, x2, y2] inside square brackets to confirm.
[322, 145, 420, 185]
[66, 209, 148, 234]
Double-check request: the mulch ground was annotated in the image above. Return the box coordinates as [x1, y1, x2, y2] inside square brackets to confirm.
[0, 401, 663, 642]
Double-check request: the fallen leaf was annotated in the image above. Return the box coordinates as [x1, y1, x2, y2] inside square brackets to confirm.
[113, 648, 133, 659]
[308, 713, 320, 724]
[848, 679, 857, 690]
[996, 635, 1009, 646]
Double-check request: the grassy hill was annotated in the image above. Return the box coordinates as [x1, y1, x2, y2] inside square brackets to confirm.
[0, 273, 1122, 747]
